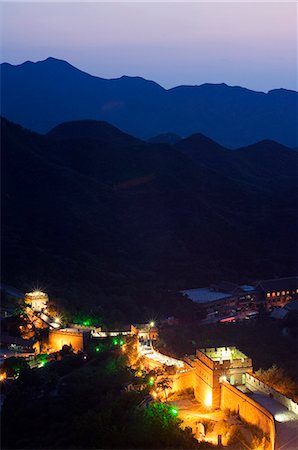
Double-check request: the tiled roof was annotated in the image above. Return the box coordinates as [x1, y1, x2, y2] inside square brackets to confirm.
[181, 288, 232, 304]
[254, 277, 298, 292]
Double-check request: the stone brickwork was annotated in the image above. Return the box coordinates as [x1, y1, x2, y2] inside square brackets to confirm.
[221, 381, 276, 450]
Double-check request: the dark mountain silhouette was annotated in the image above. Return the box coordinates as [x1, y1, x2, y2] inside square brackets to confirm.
[2, 117, 297, 322]
[176, 135, 298, 191]
[47, 119, 141, 146]
[1, 57, 297, 148]
[147, 133, 182, 145]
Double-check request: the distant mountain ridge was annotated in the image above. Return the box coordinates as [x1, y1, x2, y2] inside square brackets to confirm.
[1, 57, 297, 148]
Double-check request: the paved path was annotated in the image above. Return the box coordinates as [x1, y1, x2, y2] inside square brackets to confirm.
[251, 393, 298, 450]
[139, 342, 184, 368]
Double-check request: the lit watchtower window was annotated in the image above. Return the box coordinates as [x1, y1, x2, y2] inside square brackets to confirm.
[266, 293, 270, 298]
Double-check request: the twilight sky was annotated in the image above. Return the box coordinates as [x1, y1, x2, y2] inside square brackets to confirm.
[1, 1, 297, 92]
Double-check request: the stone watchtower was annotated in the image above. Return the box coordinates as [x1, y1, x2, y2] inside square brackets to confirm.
[191, 346, 253, 409]
[25, 290, 49, 312]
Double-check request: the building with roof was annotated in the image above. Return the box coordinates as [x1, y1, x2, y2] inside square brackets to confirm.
[254, 276, 298, 309]
[186, 346, 253, 409]
[181, 287, 234, 313]
[182, 277, 298, 315]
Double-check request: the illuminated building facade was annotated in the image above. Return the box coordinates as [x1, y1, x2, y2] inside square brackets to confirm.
[189, 346, 253, 409]
[25, 290, 49, 312]
[254, 277, 298, 309]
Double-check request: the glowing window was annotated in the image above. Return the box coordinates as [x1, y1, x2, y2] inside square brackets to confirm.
[272, 292, 276, 297]
[277, 292, 280, 296]
[282, 291, 285, 296]
[266, 293, 270, 298]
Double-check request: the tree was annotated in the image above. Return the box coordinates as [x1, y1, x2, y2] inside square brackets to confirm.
[1, 357, 29, 378]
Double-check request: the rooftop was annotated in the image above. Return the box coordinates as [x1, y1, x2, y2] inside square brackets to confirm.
[181, 288, 231, 304]
[199, 346, 249, 362]
[254, 276, 298, 292]
[25, 290, 49, 300]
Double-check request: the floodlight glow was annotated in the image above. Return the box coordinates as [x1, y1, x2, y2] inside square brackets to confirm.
[149, 321, 155, 327]
[170, 408, 178, 416]
[274, 413, 291, 423]
[205, 391, 212, 407]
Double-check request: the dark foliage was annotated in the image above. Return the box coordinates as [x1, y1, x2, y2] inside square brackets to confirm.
[1, 352, 202, 449]
[1, 117, 297, 323]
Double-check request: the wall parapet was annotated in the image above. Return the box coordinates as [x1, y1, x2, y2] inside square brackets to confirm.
[246, 373, 298, 416]
[221, 381, 276, 450]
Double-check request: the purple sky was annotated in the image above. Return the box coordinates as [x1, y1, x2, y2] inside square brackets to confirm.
[1, 1, 297, 92]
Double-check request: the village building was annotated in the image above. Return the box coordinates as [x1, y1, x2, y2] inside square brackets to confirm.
[181, 287, 234, 314]
[253, 276, 298, 309]
[181, 276, 298, 315]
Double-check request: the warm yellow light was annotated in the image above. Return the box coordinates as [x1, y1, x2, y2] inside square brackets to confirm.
[0, 373, 6, 382]
[122, 345, 126, 352]
[55, 317, 60, 323]
[149, 321, 155, 327]
[205, 391, 212, 408]
[136, 371, 142, 377]
[152, 391, 157, 398]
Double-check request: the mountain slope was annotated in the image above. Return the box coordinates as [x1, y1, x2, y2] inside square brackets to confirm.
[176, 135, 298, 191]
[1, 58, 297, 148]
[1, 118, 297, 321]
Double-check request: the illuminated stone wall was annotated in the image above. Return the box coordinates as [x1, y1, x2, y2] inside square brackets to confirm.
[193, 359, 220, 408]
[221, 381, 276, 450]
[171, 368, 195, 393]
[48, 329, 85, 353]
[246, 373, 298, 415]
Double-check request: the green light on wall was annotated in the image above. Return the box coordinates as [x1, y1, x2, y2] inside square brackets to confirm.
[170, 408, 178, 416]
[112, 339, 118, 346]
[148, 379, 154, 386]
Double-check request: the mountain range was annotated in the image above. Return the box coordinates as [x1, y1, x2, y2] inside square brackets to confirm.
[2, 117, 297, 321]
[1, 57, 297, 148]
